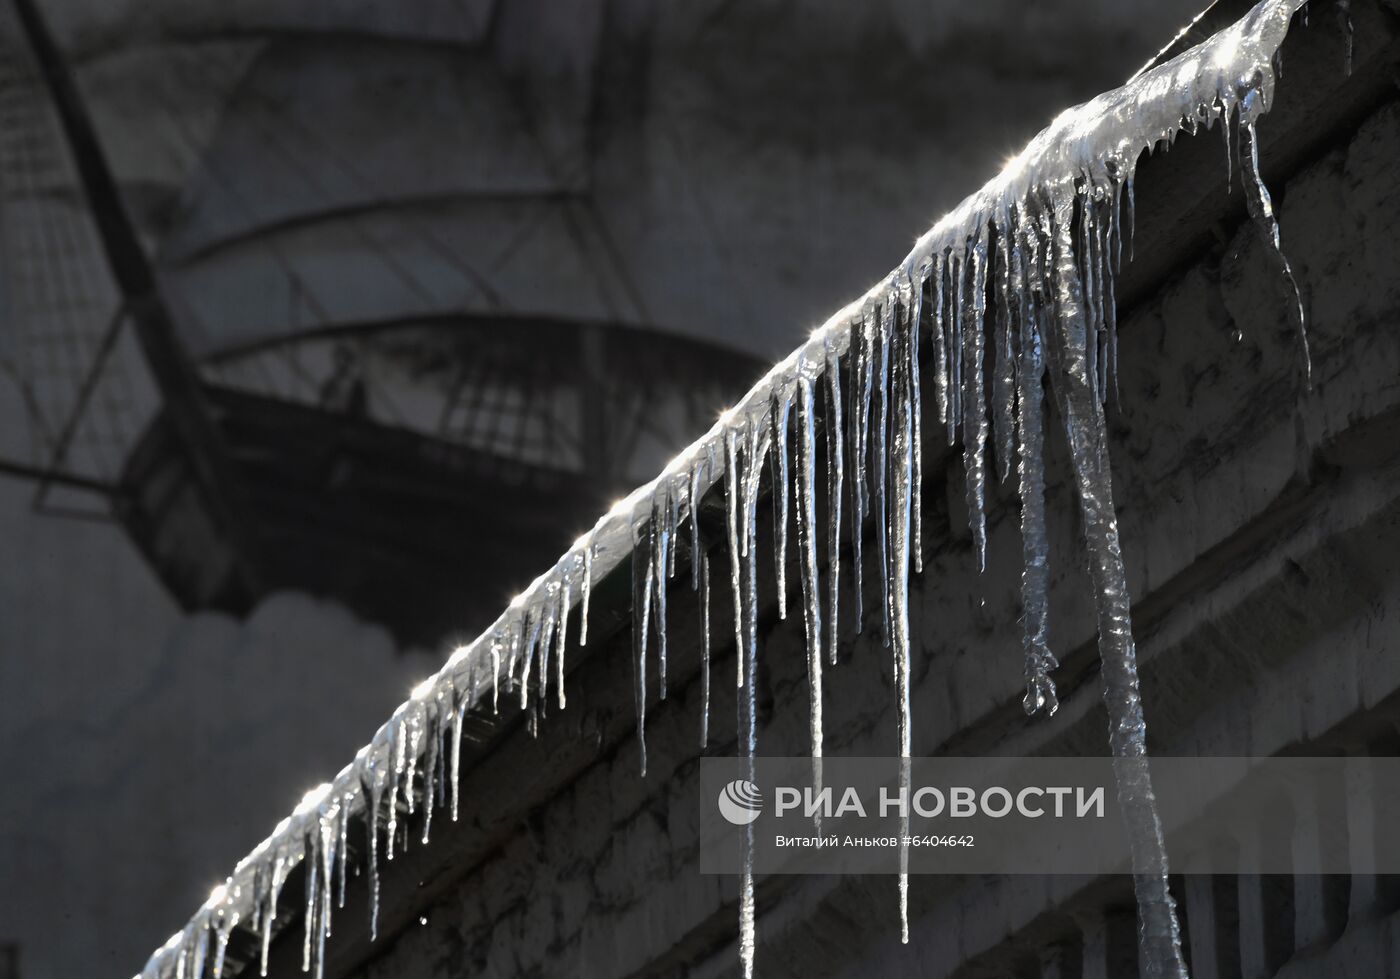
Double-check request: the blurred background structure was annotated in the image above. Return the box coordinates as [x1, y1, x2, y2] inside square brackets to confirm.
[0, 1, 1204, 975]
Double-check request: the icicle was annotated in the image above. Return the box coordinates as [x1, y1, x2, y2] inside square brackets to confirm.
[538, 600, 557, 718]
[578, 542, 593, 647]
[651, 488, 671, 701]
[738, 416, 762, 979]
[362, 759, 383, 941]
[1082, 194, 1103, 406]
[190, 922, 209, 979]
[336, 794, 350, 909]
[769, 388, 792, 619]
[991, 231, 1018, 485]
[1103, 185, 1122, 404]
[824, 344, 844, 665]
[1094, 199, 1112, 401]
[1125, 172, 1136, 262]
[261, 848, 287, 977]
[518, 610, 542, 713]
[739, 827, 756, 979]
[315, 809, 336, 978]
[888, 299, 916, 945]
[1218, 99, 1234, 193]
[699, 550, 711, 748]
[450, 677, 471, 822]
[668, 478, 682, 581]
[1238, 88, 1310, 386]
[554, 576, 570, 711]
[302, 827, 319, 974]
[741, 419, 762, 560]
[931, 255, 951, 437]
[385, 723, 404, 859]
[210, 898, 239, 979]
[898, 755, 911, 945]
[795, 368, 824, 763]
[724, 424, 745, 686]
[505, 622, 520, 695]
[632, 522, 653, 778]
[1109, 170, 1124, 273]
[853, 311, 873, 537]
[873, 295, 893, 646]
[171, 928, 188, 979]
[689, 454, 706, 589]
[846, 325, 865, 632]
[1046, 200, 1186, 979]
[950, 253, 964, 443]
[962, 231, 990, 570]
[434, 697, 449, 809]
[1017, 221, 1059, 716]
[907, 269, 925, 576]
[420, 704, 440, 845]
[490, 636, 501, 714]
[403, 712, 424, 818]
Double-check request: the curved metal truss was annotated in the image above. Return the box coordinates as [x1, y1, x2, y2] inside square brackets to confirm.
[200, 315, 763, 495]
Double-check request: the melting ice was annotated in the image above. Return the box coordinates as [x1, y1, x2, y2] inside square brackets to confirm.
[135, 2, 1312, 978]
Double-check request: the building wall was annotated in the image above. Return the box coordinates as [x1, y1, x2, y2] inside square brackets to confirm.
[327, 88, 1400, 979]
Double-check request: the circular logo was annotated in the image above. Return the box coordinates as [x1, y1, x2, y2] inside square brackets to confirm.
[717, 779, 764, 825]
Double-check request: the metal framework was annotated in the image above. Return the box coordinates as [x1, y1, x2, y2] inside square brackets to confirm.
[0, 0, 762, 644]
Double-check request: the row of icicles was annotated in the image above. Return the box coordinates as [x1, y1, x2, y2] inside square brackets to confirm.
[139, 37, 1311, 979]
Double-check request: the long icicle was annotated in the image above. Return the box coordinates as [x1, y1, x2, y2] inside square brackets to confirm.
[825, 345, 845, 664]
[450, 683, 468, 821]
[950, 253, 964, 444]
[315, 807, 336, 979]
[420, 701, 440, 843]
[301, 829, 319, 974]
[335, 794, 350, 911]
[992, 229, 1018, 484]
[907, 269, 925, 576]
[931, 254, 951, 439]
[1238, 88, 1310, 386]
[726, 425, 745, 687]
[385, 721, 403, 860]
[847, 327, 865, 633]
[260, 847, 288, 975]
[795, 369, 824, 764]
[1016, 216, 1058, 716]
[1046, 197, 1186, 979]
[888, 289, 916, 944]
[632, 524, 653, 778]
[770, 390, 792, 620]
[963, 230, 991, 570]
[362, 766, 382, 941]
[873, 298, 894, 646]
[651, 488, 671, 701]
[699, 550, 711, 748]
[738, 410, 764, 979]
[690, 454, 705, 587]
